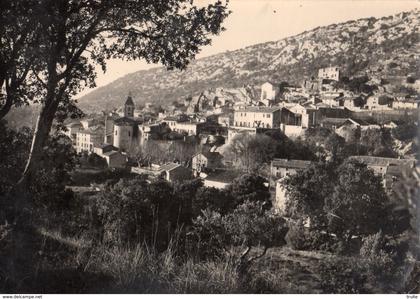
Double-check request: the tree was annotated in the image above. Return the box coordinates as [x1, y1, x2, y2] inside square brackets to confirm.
[0, 121, 32, 198]
[11, 0, 229, 204]
[324, 161, 389, 242]
[0, 1, 40, 119]
[304, 127, 347, 161]
[96, 177, 181, 249]
[283, 161, 335, 229]
[173, 179, 203, 224]
[167, 139, 200, 166]
[225, 133, 277, 172]
[227, 174, 271, 210]
[359, 128, 396, 158]
[0, 126, 77, 223]
[79, 152, 107, 168]
[189, 201, 288, 284]
[224, 201, 288, 264]
[193, 186, 233, 216]
[391, 121, 418, 142]
[283, 160, 392, 248]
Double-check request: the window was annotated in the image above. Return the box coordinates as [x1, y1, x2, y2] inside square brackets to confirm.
[115, 130, 117, 136]
[266, 114, 271, 118]
[128, 131, 131, 137]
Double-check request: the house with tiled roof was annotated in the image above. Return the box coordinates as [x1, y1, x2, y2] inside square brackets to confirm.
[272, 159, 312, 213]
[192, 151, 224, 175]
[234, 106, 282, 129]
[131, 162, 191, 183]
[271, 159, 312, 179]
[202, 169, 243, 189]
[348, 156, 416, 192]
[75, 125, 104, 153]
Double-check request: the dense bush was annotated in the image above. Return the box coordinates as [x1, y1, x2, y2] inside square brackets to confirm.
[79, 152, 108, 168]
[316, 257, 369, 293]
[285, 224, 334, 251]
[392, 121, 418, 141]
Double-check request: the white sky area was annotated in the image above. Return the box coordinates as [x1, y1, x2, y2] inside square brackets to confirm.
[78, 0, 419, 97]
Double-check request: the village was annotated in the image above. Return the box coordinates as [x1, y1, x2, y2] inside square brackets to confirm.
[63, 66, 419, 213]
[1, 2, 419, 293]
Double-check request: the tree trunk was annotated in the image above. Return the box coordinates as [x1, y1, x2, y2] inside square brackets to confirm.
[14, 98, 58, 213]
[0, 95, 13, 120]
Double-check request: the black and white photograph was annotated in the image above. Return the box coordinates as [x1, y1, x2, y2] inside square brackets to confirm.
[0, 0, 419, 295]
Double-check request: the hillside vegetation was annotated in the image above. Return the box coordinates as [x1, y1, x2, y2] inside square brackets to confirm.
[77, 10, 419, 112]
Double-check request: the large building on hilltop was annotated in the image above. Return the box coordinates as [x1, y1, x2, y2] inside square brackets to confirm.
[318, 66, 340, 81]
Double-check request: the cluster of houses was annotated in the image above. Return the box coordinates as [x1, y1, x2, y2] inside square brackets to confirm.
[63, 66, 418, 213]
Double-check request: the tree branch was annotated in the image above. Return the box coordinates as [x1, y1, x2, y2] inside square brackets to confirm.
[247, 246, 268, 263]
[58, 9, 107, 81]
[239, 246, 251, 260]
[96, 27, 163, 40]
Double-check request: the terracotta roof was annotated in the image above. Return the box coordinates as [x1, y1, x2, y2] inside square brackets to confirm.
[160, 162, 182, 172]
[196, 151, 223, 160]
[102, 150, 122, 157]
[349, 156, 416, 168]
[204, 170, 243, 183]
[66, 122, 82, 127]
[236, 106, 281, 113]
[345, 118, 378, 126]
[125, 96, 134, 106]
[78, 125, 104, 135]
[271, 159, 312, 169]
[114, 117, 138, 126]
[320, 117, 348, 125]
[96, 143, 118, 151]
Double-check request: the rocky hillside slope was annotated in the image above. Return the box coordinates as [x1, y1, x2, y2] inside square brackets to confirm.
[78, 9, 419, 112]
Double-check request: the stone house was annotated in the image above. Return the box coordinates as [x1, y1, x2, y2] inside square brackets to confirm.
[234, 106, 282, 129]
[318, 66, 340, 81]
[392, 99, 420, 109]
[75, 126, 104, 153]
[365, 94, 393, 110]
[272, 159, 312, 212]
[101, 150, 127, 168]
[260, 82, 281, 102]
[64, 122, 83, 146]
[131, 162, 191, 183]
[192, 152, 223, 174]
[202, 170, 242, 189]
[348, 156, 416, 192]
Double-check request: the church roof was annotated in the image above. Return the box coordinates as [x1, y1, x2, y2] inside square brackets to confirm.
[114, 117, 138, 126]
[271, 159, 312, 169]
[125, 96, 134, 106]
[348, 156, 416, 168]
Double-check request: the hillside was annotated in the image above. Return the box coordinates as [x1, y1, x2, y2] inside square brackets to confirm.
[74, 10, 420, 111]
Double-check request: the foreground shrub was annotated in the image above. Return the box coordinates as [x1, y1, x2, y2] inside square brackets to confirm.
[85, 243, 239, 293]
[315, 257, 369, 294]
[359, 232, 407, 292]
[286, 224, 329, 251]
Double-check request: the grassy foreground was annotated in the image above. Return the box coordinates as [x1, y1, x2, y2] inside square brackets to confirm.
[1, 225, 418, 294]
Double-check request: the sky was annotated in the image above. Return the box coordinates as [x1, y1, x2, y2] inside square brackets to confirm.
[78, 0, 419, 97]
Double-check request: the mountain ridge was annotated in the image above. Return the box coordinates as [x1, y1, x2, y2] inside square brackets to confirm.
[77, 9, 419, 112]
